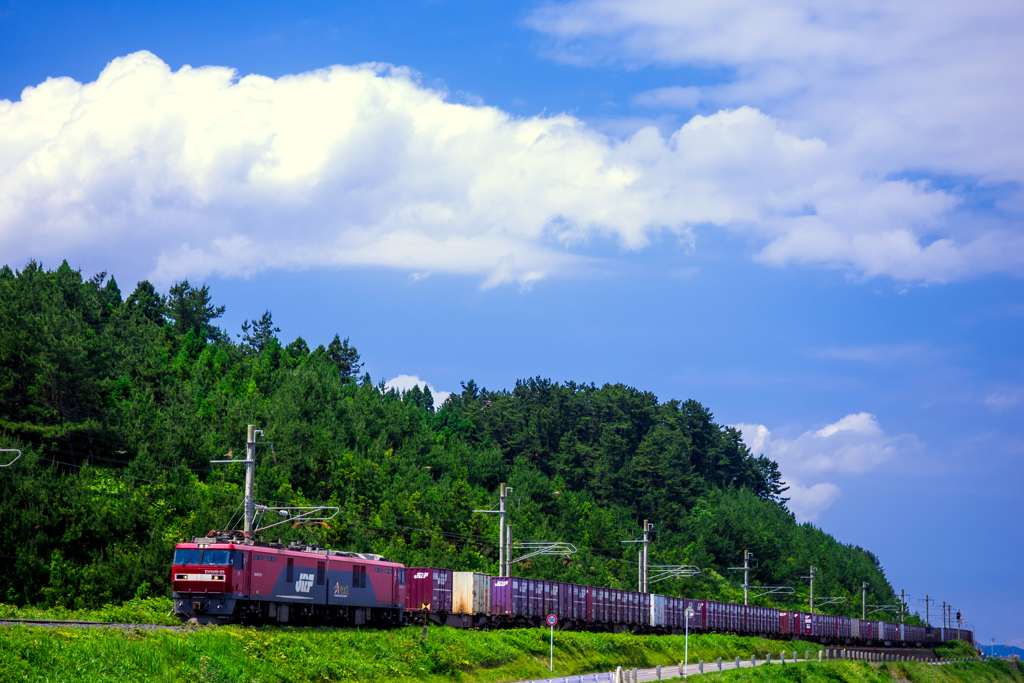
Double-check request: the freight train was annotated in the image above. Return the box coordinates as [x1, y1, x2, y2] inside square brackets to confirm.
[171, 530, 972, 647]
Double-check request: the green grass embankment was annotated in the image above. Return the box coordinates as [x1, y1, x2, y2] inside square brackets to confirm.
[932, 640, 979, 659]
[707, 659, 1024, 683]
[0, 605, 998, 683]
[0, 624, 823, 683]
[0, 597, 178, 626]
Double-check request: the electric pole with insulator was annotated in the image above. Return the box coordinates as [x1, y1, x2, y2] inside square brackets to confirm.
[800, 565, 815, 614]
[743, 550, 751, 606]
[499, 483, 507, 577]
[728, 551, 755, 605]
[862, 582, 868, 620]
[245, 425, 257, 533]
[641, 520, 652, 593]
[473, 483, 511, 577]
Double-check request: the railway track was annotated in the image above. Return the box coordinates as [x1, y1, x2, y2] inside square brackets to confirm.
[0, 618, 186, 631]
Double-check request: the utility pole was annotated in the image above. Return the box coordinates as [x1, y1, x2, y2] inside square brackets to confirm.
[900, 589, 905, 624]
[862, 582, 868, 620]
[506, 525, 512, 578]
[474, 482, 510, 577]
[638, 548, 643, 593]
[244, 425, 257, 534]
[800, 566, 816, 613]
[744, 551, 751, 606]
[621, 522, 654, 592]
[499, 483, 507, 577]
[211, 425, 337, 540]
[943, 602, 948, 628]
[809, 566, 815, 614]
[641, 521, 653, 593]
[925, 595, 930, 626]
[728, 551, 754, 605]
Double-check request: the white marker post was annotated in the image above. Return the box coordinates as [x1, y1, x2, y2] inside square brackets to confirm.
[547, 614, 558, 671]
[684, 607, 695, 679]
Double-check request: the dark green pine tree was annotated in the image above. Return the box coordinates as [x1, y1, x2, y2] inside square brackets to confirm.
[167, 279, 225, 341]
[326, 334, 362, 379]
[125, 280, 167, 324]
[239, 310, 281, 354]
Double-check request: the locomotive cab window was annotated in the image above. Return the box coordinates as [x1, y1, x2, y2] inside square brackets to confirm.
[173, 549, 201, 565]
[398, 569, 406, 585]
[233, 552, 244, 570]
[354, 565, 367, 588]
[201, 550, 234, 566]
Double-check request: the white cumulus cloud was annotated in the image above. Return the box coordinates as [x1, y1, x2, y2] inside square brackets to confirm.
[735, 412, 921, 521]
[528, 0, 1024, 282]
[0, 51, 1007, 288]
[384, 374, 452, 407]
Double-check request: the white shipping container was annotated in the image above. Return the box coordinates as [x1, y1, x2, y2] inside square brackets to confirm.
[452, 572, 491, 615]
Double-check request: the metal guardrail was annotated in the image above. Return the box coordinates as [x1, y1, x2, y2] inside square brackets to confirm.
[518, 674, 613, 683]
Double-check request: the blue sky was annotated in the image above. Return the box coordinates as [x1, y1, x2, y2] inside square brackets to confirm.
[1, 0, 1022, 646]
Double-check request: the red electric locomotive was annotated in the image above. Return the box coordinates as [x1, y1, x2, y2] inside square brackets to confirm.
[171, 530, 407, 625]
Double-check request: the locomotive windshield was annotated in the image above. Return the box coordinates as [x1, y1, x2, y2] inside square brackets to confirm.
[173, 549, 201, 565]
[173, 549, 235, 565]
[201, 550, 235, 566]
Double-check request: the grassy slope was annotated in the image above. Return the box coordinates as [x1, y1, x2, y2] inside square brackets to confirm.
[0, 597, 178, 626]
[0, 625, 825, 683]
[0, 614, 999, 683]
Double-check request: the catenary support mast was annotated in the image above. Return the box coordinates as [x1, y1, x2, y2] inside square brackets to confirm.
[641, 520, 653, 593]
[499, 483, 506, 577]
[744, 550, 750, 606]
[809, 566, 815, 614]
[244, 425, 256, 534]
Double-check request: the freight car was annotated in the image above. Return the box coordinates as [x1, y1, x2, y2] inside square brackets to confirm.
[171, 531, 974, 649]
